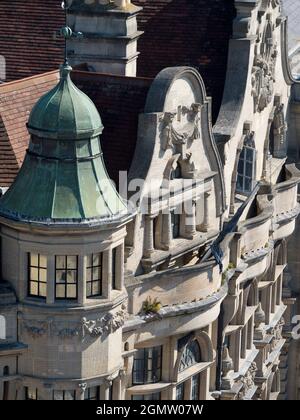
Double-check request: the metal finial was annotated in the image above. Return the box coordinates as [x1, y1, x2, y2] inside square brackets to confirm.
[60, 1, 83, 66]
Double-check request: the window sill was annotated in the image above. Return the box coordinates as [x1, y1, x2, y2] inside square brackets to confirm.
[127, 382, 171, 395]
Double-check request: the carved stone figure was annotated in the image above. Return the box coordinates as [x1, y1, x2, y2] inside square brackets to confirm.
[252, 24, 278, 113]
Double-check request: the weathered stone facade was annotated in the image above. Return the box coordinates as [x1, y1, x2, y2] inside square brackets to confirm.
[0, 0, 300, 401]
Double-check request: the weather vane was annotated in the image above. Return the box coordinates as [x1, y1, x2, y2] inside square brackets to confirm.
[60, 0, 83, 66]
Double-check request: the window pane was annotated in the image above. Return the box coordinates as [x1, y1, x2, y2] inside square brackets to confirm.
[92, 266, 101, 281]
[30, 254, 39, 266]
[30, 267, 38, 281]
[40, 269, 47, 283]
[39, 255, 47, 268]
[86, 268, 92, 281]
[56, 270, 66, 283]
[93, 281, 101, 296]
[86, 255, 92, 268]
[176, 383, 184, 400]
[67, 285, 77, 299]
[246, 147, 254, 161]
[56, 256, 66, 269]
[86, 282, 92, 297]
[237, 175, 243, 191]
[67, 270, 77, 283]
[67, 256, 77, 269]
[244, 177, 251, 192]
[30, 282, 38, 296]
[56, 285, 66, 298]
[238, 158, 244, 175]
[133, 346, 162, 385]
[39, 283, 47, 298]
[93, 254, 101, 266]
[246, 162, 252, 177]
[191, 374, 200, 400]
[53, 390, 63, 400]
[64, 391, 75, 400]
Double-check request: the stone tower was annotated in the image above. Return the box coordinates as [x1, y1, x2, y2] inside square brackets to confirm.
[0, 62, 132, 400]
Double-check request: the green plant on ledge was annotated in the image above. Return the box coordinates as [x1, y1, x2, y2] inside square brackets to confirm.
[142, 297, 162, 315]
[221, 262, 236, 285]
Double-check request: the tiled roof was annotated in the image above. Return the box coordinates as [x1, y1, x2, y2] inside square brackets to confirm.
[0, 70, 151, 188]
[134, 0, 236, 121]
[0, 71, 59, 187]
[0, 0, 64, 82]
[72, 71, 152, 186]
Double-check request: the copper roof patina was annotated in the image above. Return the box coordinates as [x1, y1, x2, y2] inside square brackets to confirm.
[0, 64, 128, 226]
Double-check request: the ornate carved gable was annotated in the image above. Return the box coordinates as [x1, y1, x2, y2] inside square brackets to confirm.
[252, 17, 278, 113]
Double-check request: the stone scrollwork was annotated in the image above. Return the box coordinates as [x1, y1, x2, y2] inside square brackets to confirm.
[160, 103, 202, 152]
[82, 304, 127, 338]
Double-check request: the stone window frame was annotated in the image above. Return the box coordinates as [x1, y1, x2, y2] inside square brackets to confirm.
[236, 135, 257, 195]
[86, 253, 103, 298]
[55, 255, 78, 301]
[172, 332, 214, 400]
[27, 253, 47, 300]
[132, 345, 163, 386]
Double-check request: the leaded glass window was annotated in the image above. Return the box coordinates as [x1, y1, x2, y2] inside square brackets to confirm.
[179, 340, 201, 372]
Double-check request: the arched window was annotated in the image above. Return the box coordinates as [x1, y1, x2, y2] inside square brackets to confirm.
[236, 133, 256, 195]
[179, 340, 201, 372]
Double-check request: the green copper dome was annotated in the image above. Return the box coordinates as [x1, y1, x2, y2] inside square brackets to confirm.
[0, 65, 128, 225]
[27, 65, 103, 140]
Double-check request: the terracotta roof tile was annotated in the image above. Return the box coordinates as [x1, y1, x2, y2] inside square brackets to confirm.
[0, 0, 64, 82]
[134, 0, 236, 121]
[0, 71, 59, 186]
[72, 71, 152, 186]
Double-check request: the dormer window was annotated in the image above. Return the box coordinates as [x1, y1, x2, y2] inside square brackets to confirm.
[55, 256, 78, 300]
[28, 254, 47, 299]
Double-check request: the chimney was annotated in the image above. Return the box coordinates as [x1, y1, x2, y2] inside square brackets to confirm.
[67, 0, 143, 77]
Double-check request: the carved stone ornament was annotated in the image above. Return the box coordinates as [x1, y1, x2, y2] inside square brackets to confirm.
[21, 317, 81, 339]
[160, 103, 202, 152]
[238, 362, 257, 399]
[82, 304, 127, 338]
[251, 23, 278, 113]
[22, 320, 48, 339]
